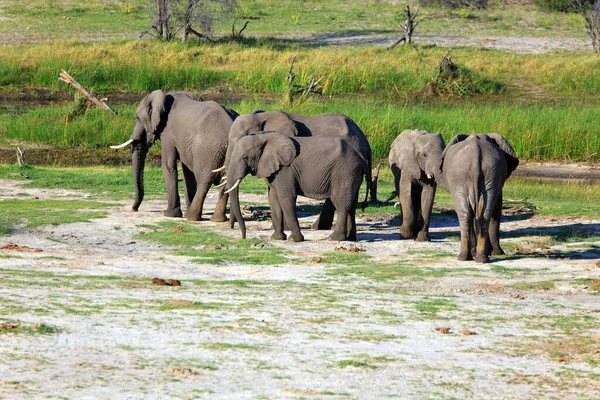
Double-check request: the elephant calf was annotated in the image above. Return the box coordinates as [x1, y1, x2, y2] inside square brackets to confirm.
[225, 132, 368, 242]
[388, 129, 445, 241]
[438, 133, 519, 263]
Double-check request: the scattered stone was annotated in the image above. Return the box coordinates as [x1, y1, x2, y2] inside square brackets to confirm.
[172, 224, 184, 232]
[152, 278, 181, 286]
[0, 323, 22, 331]
[459, 329, 477, 336]
[310, 257, 324, 264]
[334, 244, 365, 253]
[435, 327, 451, 334]
[596, 261, 600, 268]
[0, 243, 43, 253]
[169, 366, 199, 376]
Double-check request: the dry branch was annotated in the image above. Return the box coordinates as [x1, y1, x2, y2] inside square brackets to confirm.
[58, 70, 116, 115]
[387, 5, 420, 50]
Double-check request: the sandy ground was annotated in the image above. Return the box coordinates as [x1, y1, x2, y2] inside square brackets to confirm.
[300, 33, 592, 54]
[0, 178, 599, 399]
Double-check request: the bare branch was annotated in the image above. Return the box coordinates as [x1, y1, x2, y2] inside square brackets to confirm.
[58, 70, 116, 115]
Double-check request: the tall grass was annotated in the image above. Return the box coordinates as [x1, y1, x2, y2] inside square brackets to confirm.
[2, 99, 598, 161]
[2, 41, 600, 99]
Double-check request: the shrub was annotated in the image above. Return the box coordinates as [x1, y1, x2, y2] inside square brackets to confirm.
[418, 0, 490, 10]
[533, 0, 592, 12]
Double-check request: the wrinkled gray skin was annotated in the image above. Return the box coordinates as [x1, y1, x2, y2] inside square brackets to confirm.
[438, 133, 519, 263]
[125, 90, 238, 221]
[389, 130, 445, 242]
[226, 132, 367, 242]
[222, 111, 372, 230]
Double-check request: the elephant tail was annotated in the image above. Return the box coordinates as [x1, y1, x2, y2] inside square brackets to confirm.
[361, 159, 371, 211]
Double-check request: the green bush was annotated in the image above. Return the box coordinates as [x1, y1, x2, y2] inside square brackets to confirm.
[533, 0, 592, 12]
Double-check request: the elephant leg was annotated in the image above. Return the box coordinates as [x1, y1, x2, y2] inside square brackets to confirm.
[329, 192, 354, 241]
[489, 193, 504, 256]
[276, 189, 303, 242]
[399, 178, 417, 239]
[474, 215, 490, 264]
[162, 157, 182, 218]
[268, 186, 286, 241]
[181, 163, 197, 213]
[345, 195, 358, 242]
[456, 202, 474, 261]
[211, 188, 229, 223]
[186, 182, 209, 221]
[416, 183, 434, 242]
[311, 198, 335, 230]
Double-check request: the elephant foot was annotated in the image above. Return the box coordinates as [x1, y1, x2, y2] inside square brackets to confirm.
[210, 213, 228, 223]
[270, 232, 287, 241]
[399, 226, 414, 239]
[164, 208, 183, 218]
[328, 231, 349, 242]
[186, 214, 202, 222]
[288, 232, 304, 242]
[311, 218, 333, 231]
[457, 252, 473, 261]
[475, 253, 490, 264]
[491, 247, 505, 256]
[416, 231, 430, 242]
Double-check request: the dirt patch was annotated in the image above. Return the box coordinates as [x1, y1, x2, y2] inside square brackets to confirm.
[0, 178, 599, 398]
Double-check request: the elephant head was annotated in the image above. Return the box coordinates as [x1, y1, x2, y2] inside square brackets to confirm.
[219, 111, 299, 175]
[111, 90, 171, 211]
[225, 132, 299, 239]
[390, 130, 445, 183]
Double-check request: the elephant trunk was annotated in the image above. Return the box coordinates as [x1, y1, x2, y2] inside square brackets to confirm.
[229, 184, 246, 239]
[131, 142, 148, 212]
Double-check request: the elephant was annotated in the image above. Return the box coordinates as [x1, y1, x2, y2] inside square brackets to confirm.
[110, 90, 238, 221]
[215, 110, 373, 230]
[388, 129, 445, 242]
[437, 133, 519, 263]
[225, 132, 368, 242]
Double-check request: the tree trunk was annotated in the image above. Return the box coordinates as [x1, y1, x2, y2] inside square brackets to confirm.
[157, 0, 169, 40]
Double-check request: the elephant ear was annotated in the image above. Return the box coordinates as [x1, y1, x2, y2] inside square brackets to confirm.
[256, 132, 299, 179]
[486, 133, 520, 177]
[262, 112, 299, 137]
[141, 90, 166, 138]
[394, 130, 424, 179]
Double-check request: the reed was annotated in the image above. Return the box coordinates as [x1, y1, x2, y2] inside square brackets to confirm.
[2, 99, 598, 161]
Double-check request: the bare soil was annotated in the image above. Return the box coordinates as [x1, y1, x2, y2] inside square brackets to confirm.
[0, 178, 599, 399]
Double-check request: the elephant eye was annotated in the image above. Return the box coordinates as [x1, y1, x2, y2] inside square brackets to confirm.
[422, 153, 428, 158]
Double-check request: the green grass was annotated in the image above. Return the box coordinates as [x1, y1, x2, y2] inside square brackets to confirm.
[136, 221, 290, 265]
[503, 177, 600, 216]
[414, 296, 459, 317]
[327, 262, 451, 281]
[0, 198, 114, 229]
[337, 359, 377, 369]
[0, 320, 61, 335]
[2, 97, 599, 161]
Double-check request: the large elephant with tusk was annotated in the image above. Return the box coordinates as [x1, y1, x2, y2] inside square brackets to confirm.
[213, 110, 373, 230]
[111, 90, 238, 221]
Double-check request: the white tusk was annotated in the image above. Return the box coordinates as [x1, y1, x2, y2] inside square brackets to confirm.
[212, 166, 226, 173]
[215, 180, 227, 188]
[426, 174, 433, 180]
[224, 179, 241, 194]
[110, 138, 134, 149]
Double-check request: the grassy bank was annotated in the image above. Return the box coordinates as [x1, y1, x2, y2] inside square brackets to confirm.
[2, 41, 600, 100]
[2, 99, 598, 161]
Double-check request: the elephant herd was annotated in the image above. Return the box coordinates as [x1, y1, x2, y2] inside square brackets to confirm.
[111, 90, 519, 264]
